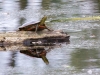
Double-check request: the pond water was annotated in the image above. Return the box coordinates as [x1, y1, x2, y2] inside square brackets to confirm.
[0, 0, 100, 75]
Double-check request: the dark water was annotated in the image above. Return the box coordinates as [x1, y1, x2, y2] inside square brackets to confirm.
[0, 0, 100, 75]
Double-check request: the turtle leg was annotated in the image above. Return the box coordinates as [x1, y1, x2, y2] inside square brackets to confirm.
[36, 48, 39, 57]
[35, 16, 47, 32]
[46, 27, 52, 31]
[44, 25, 52, 31]
[35, 24, 39, 32]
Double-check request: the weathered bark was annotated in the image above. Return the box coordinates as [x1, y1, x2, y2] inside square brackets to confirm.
[0, 31, 70, 51]
[0, 30, 70, 65]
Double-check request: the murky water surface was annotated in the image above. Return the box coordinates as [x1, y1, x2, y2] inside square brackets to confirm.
[0, 0, 100, 75]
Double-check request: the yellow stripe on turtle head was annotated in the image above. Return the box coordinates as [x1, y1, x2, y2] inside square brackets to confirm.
[39, 16, 47, 26]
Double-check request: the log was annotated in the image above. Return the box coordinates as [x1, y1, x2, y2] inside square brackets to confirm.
[0, 31, 70, 51]
[0, 30, 70, 65]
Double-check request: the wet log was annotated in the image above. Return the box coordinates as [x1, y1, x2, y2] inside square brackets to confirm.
[0, 31, 70, 65]
[0, 31, 70, 51]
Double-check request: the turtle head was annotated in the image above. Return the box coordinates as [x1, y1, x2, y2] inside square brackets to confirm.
[39, 16, 47, 26]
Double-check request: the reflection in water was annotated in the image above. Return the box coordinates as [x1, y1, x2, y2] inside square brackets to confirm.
[19, 0, 28, 10]
[91, 0, 100, 13]
[0, 0, 100, 75]
[19, 18, 26, 26]
[77, 0, 100, 14]
[19, 0, 27, 27]
[20, 48, 49, 65]
[8, 51, 17, 67]
[42, 0, 51, 9]
[0, 30, 70, 65]
[51, 0, 61, 3]
[1, 0, 19, 11]
[0, 0, 19, 31]
[27, 0, 42, 9]
[71, 48, 100, 69]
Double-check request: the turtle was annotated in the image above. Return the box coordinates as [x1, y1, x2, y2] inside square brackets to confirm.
[20, 48, 49, 65]
[19, 16, 51, 32]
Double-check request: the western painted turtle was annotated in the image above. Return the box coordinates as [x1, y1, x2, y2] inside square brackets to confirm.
[19, 16, 51, 32]
[20, 48, 49, 65]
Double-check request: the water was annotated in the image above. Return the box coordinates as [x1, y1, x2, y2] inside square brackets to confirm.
[0, 0, 100, 75]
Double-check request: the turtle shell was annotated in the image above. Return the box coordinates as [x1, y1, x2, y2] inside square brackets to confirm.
[19, 21, 47, 31]
[19, 21, 39, 28]
[19, 16, 51, 31]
